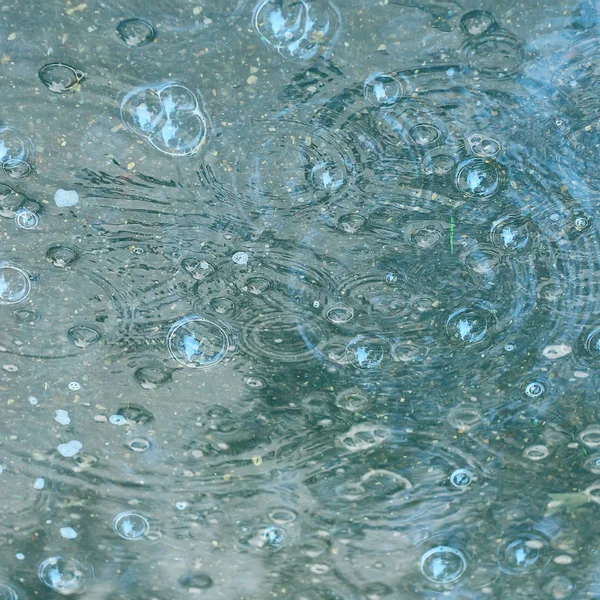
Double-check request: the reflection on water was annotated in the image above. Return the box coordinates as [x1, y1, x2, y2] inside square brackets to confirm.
[1, 0, 600, 597]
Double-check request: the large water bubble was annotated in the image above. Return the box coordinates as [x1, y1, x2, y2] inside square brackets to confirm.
[166, 316, 229, 368]
[38, 556, 89, 595]
[0, 263, 30, 305]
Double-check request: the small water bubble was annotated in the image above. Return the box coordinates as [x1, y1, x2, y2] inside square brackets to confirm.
[460, 10, 496, 36]
[232, 251, 249, 265]
[579, 425, 600, 448]
[326, 306, 354, 325]
[364, 73, 403, 106]
[420, 545, 469, 586]
[496, 531, 550, 575]
[467, 133, 502, 158]
[525, 381, 546, 399]
[28, 396, 39, 405]
[338, 423, 390, 452]
[255, 525, 286, 549]
[175, 501, 188, 511]
[116, 18, 157, 47]
[0, 263, 31, 305]
[38, 556, 88, 595]
[448, 468, 476, 490]
[67, 381, 81, 391]
[166, 316, 229, 368]
[505, 343, 515, 352]
[456, 158, 504, 198]
[39, 63, 85, 93]
[15, 208, 38, 230]
[109, 414, 126, 426]
[244, 376, 267, 389]
[345, 335, 390, 369]
[113, 510, 150, 540]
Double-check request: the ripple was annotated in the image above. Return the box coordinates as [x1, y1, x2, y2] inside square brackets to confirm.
[252, 0, 341, 59]
[0, 263, 30, 305]
[496, 530, 550, 576]
[120, 82, 209, 156]
[240, 310, 325, 363]
[460, 33, 526, 78]
[39, 63, 85, 93]
[166, 316, 230, 368]
[116, 18, 157, 47]
[38, 556, 89, 595]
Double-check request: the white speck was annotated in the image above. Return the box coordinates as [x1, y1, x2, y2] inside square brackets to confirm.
[313, 300, 320, 308]
[15, 553, 25, 560]
[57, 440, 83, 457]
[68, 381, 81, 391]
[34, 477, 45, 490]
[54, 189, 79, 208]
[446, 68, 455, 77]
[109, 414, 126, 426]
[28, 396, 39, 405]
[55, 409, 71, 425]
[175, 501, 188, 510]
[232, 251, 249, 265]
[60, 526, 78, 539]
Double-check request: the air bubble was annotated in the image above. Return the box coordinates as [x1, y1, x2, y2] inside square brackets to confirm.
[467, 133, 502, 158]
[38, 556, 88, 595]
[448, 468, 477, 490]
[109, 415, 126, 426]
[0, 263, 30, 305]
[456, 158, 504, 198]
[345, 335, 391, 369]
[448, 405, 482, 431]
[116, 18, 157, 47]
[166, 316, 229, 368]
[39, 63, 85, 93]
[460, 10, 497, 36]
[446, 305, 493, 345]
[364, 73, 403, 106]
[523, 445, 549, 461]
[420, 546, 469, 586]
[112, 510, 150, 540]
[46, 245, 79, 268]
[326, 306, 354, 325]
[338, 213, 365, 233]
[67, 325, 100, 349]
[67, 381, 81, 391]
[127, 438, 151, 452]
[490, 216, 530, 250]
[232, 251, 249, 265]
[15, 208, 38, 230]
[496, 531, 550, 575]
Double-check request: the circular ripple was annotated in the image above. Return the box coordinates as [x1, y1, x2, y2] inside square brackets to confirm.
[420, 545, 469, 587]
[38, 556, 89, 595]
[116, 18, 156, 47]
[121, 82, 209, 156]
[496, 530, 550, 576]
[0, 263, 30, 305]
[39, 63, 85, 93]
[241, 310, 325, 363]
[252, 0, 341, 59]
[460, 33, 525, 78]
[0, 126, 34, 177]
[166, 316, 230, 368]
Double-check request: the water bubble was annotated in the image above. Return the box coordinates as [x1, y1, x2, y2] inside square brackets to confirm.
[345, 335, 391, 369]
[112, 510, 150, 540]
[252, 525, 286, 549]
[0, 127, 34, 177]
[57, 440, 82, 457]
[60, 527, 77, 540]
[67, 325, 101, 349]
[117, 404, 154, 425]
[326, 306, 354, 325]
[67, 381, 81, 391]
[409, 223, 443, 248]
[39, 63, 85, 93]
[15, 208, 38, 230]
[524, 380, 548, 399]
[127, 438, 151, 452]
[166, 316, 229, 368]
[335, 388, 370, 412]
[252, 0, 341, 60]
[232, 251, 249, 265]
[364, 74, 403, 106]
[455, 158, 504, 198]
[0, 263, 30, 305]
[116, 18, 157, 47]
[134, 366, 171, 390]
[38, 556, 88, 595]
[310, 160, 346, 191]
[209, 296, 236, 315]
[0, 584, 18, 600]
[244, 376, 267, 389]
[268, 508, 297, 524]
[579, 425, 600, 448]
[582, 327, 600, 363]
[109, 414, 126, 426]
[46, 245, 79, 268]
[467, 133, 502, 158]
[121, 83, 209, 157]
[461, 33, 525, 78]
[496, 531, 550, 576]
[244, 276, 271, 295]
[420, 545, 469, 586]
[425, 151, 457, 175]
[408, 123, 444, 147]
[446, 305, 493, 345]
[448, 468, 477, 490]
[460, 10, 497, 36]
[523, 445, 549, 461]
